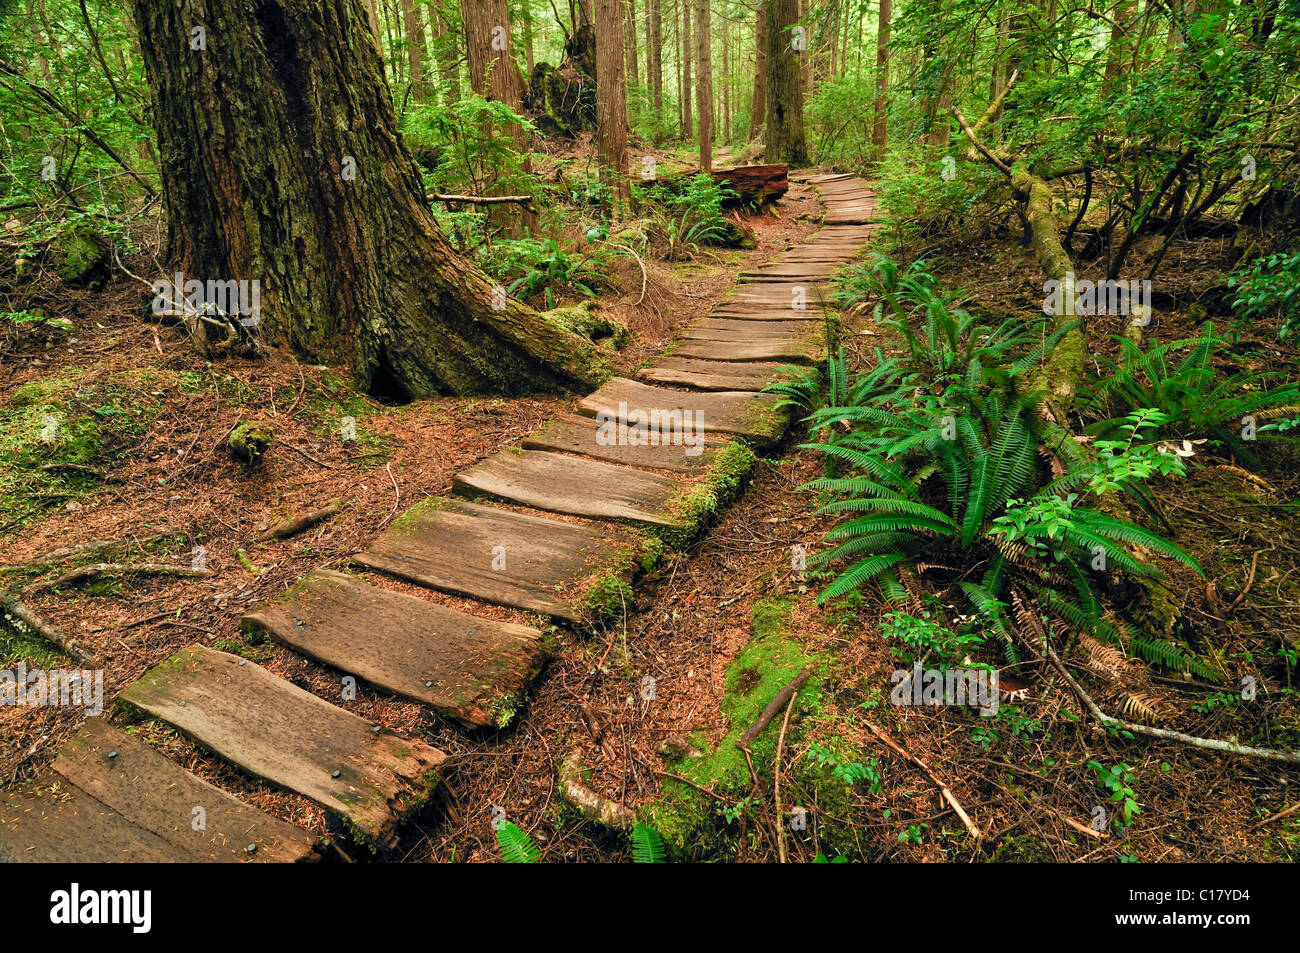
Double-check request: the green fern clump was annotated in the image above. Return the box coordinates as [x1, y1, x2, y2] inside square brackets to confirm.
[630, 822, 666, 863]
[1080, 322, 1300, 470]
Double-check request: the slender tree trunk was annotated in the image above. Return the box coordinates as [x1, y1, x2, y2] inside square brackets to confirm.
[595, 0, 632, 216]
[434, 6, 461, 103]
[694, 0, 713, 171]
[748, 1, 767, 141]
[764, 0, 808, 164]
[625, 0, 639, 94]
[647, 0, 664, 118]
[681, 0, 694, 137]
[523, 0, 536, 74]
[401, 0, 425, 101]
[871, 0, 890, 149]
[130, 0, 598, 398]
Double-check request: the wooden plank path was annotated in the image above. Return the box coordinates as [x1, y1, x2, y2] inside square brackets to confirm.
[1, 174, 879, 861]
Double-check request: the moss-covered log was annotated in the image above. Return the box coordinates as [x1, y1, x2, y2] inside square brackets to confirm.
[132, 0, 606, 399]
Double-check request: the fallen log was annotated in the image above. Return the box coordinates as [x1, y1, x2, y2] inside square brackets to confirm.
[264, 502, 344, 541]
[0, 590, 97, 665]
[651, 163, 789, 207]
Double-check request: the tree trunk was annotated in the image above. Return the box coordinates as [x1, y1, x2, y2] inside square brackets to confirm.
[681, 0, 694, 138]
[131, 0, 601, 399]
[764, 0, 808, 165]
[624, 0, 639, 93]
[748, 1, 767, 142]
[595, 0, 632, 216]
[646, 0, 663, 118]
[694, 0, 713, 172]
[871, 0, 890, 149]
[401, 0, 424, 102]
[433, 6, 461, 103]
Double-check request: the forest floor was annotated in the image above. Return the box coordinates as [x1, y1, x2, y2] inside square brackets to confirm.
[3, 170, 1298, 863]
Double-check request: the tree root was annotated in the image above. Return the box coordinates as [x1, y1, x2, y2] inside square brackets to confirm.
[0, 590, 97, 666]
[23, 563, 212, 597]
[558, 748, 636, 829]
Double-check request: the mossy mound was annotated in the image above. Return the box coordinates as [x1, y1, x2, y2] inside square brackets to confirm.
[53, 223, 110, 288]
[546, 302, 628, 350]
[227, 422, 273, 463]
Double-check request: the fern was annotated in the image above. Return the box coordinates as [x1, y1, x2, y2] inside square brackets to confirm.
[630, 823, 666, 863]
[496, 821, 541, 863]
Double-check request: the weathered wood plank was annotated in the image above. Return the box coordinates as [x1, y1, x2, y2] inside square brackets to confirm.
[454, 449, 688, 530]
[1, 781, 192, 862]
[637, 357, 791, 391]
[576, 377, 786, 445]
[118, 645, 445, 848]
[355, 497, 640, 622]
[53, 718, 317, 862]
[244, 569, 548, 727]
[523, 413, 721, 472]
[672, 337, 821, 365]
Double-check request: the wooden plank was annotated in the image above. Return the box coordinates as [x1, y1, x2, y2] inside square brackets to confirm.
[244, 569, 548, 727]
[53, 718, 317, 862]
[522, 413, 721, 472]
[118, 645, 446, 848]
[672, 337, 821, 365]
[1, 781, 194, 862]
[637, 357, 791, 391]
[576, 377, 785, 445]
[454, 449, 688, 530]
[681, 325, 814, 344]
[355, 497, 639, 622]
[690, 318, 820, 336]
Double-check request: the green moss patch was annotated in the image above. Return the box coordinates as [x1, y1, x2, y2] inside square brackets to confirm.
[655, 441, 757, 550]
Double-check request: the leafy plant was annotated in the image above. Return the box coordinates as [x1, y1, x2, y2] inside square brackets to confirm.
[1087, 761, 1140, 829]
[807, 742, 883, 793]
[486, 237, 615, 309]
[1228, 249, 1300, 341]
[1080, 323, 1300, 470]
[630, 822, 666, 863]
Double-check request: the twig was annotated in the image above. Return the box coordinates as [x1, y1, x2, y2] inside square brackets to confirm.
[774, 689, 798, 864]
[603, 240, 648, 305]
[557, 748, 636, 829]
[264, 502, 343, 541]
[1252, 801, 1300, 830]
[1226, 551, 1260, 614]
[864, 720, 982, 842]
[952, 105, 1013, 176]
[739, 664, 814, 746]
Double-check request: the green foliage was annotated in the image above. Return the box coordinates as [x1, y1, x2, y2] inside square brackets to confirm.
[806, 742, 883, 794]
[1080, 323, 1300, 470]
[485, 237, 616, 309]
[1229, 250, 1300, 341]
[640, 173, 739, 259]
[495, 821, 541, 863]
[1088, 761, 1140, 829]
[630, 823, 666, 863]
[879, 609, 983, 665]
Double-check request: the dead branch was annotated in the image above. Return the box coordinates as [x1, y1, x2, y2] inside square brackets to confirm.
[864, 720, 982, 842]
[952, 105, 1012, 175]
[264, 502, 343, 541]
[429, 192, 537, 212]
[739, 663, 814, 746]
[774, 689, 798, 864]
[23, 563, 212, 597]
[1042, 638, 1300, 767]
[0, 591, 97, 666]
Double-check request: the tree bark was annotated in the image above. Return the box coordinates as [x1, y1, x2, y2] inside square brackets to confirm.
[748, 1, 767, 142]
[595, 0, 632, 216]
[131, 0, 601, 398]
[400, 0, 424, 101]
[646, 0, 664, 117]
[681, 0, 694, 138]
[871, 0, 890, 149]
[764, 0, 808, 165]
[694, 0, 713, 172]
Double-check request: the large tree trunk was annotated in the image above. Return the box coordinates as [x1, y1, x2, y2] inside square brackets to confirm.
[748, 1, 767, 142]
[595, 0, 632, 216]
[131, 0, 601, 399]
[871, 0, 890, 150]
[694, 0, 713, 172]
[764, 0, 808, 165]
[681, 0, 693, 137]
[400, 0, 425, 102]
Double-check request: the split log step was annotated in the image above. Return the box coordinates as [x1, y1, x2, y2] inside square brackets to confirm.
[454, 449, 688, 531]
[118, 645, 446, 848]
[355, 497, 641, 623]
[576, 377, 786, 445]
[653, 163, 788, 207]
[523, 413, 722, 472]
[53, 719, 317, 862]
[636, 357, 791, 392]
[243, 569, 548, 727]
[671, 337, 821, 365]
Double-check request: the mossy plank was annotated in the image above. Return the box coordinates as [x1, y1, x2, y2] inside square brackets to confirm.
[453, 449, 689, 531]
[244, 569, 548, 728]
[118, 645, 445, 848]
[576, 377, 787, 445]
[356, 496, 640, 622]
[672, 337, 820, 366]
[53, 719, 317, 862]
[638, 357, 789, 392]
